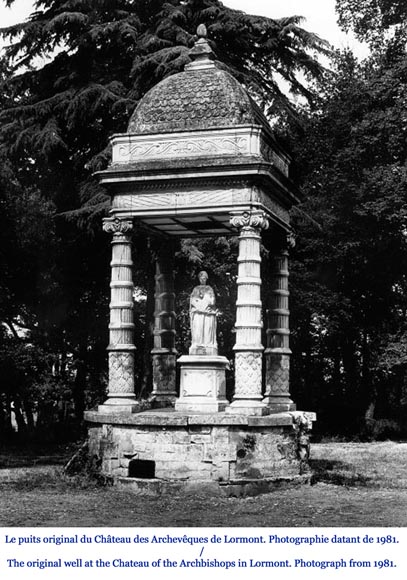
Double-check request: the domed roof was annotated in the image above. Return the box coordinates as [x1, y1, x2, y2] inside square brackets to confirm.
[127, 26, 269, 135]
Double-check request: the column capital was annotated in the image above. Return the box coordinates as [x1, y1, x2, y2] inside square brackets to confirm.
[103, 216, 133, 236]
[230, 211, 269, 231]
[286, 229, 296, 250]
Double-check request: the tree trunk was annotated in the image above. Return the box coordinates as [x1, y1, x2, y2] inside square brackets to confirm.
[4, 394, 13, 436]
[12, 396, 27, 436]
[361, 328, 376, 432]
[24, 400, 35, 433]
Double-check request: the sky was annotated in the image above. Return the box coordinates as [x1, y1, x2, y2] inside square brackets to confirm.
[229, 0, 369, 57]
[0, 0, 368, 58]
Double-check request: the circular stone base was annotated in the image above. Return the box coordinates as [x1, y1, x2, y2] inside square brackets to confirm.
[85, 409, 316, 492]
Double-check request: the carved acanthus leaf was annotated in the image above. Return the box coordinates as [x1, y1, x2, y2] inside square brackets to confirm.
[103, 217, 133, 235]
[286, 230, 296, 249]
[230, 211, 269, 231]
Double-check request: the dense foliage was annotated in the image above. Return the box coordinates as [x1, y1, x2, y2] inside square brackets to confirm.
[336, 0, 407, 46]
[287, 38, 407, 436]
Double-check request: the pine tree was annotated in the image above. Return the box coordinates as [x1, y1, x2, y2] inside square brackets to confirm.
[0, 1, 330, 207]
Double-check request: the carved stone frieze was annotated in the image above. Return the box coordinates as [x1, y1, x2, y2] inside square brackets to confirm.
[260, 139, 290, 177]
[115, 135, 249, 162]
[253, 186, 290, 225]
[112, 177, 249, 193]
[113, 188, 252, 212]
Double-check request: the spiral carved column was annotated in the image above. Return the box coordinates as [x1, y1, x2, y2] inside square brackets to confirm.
[151, 243, 177, 407]
[99, 217, 138, 413]
[227, 211, 269, 415]
[263, 233, 296, 411]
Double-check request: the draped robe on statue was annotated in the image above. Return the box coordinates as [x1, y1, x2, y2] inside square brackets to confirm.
[189, 283, 217, 356]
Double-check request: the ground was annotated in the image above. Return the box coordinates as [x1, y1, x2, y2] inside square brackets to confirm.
[1, 441, 407, 527]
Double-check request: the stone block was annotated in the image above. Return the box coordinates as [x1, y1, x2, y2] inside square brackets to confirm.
[119, 457, 131, 468]
[156, 461, 211, 480]
[176, 355, 229, 412]
[202, 443, 213, 462]
[188, 423, 212, 433]
[188, 414, 249, 426]
[248, 414, 294, 427]
[161, 429, 190, 444]
[211, 426, 230, 441]
[102, 424, 113, 439]
[133, 447, 154, 458]
[114, 466, 128, 477]
[132, 412, 189, 426]
[211, 446, 235, 462]
[108, 458, 120, 471]
[211, 462, 230, 482]
[117, 478, 164, 496]
[190, 433, 212, 445]
[183, 470, 212, 481]
[98, 402, 140, 414]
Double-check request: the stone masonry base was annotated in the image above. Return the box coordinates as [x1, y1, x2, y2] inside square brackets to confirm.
[85, 409, 315, 496]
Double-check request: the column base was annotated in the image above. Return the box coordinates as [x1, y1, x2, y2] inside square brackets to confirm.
[262, 396, 297, 412]
[226, 399, 270, 416]
[189, 346, 218, 356]
[175, 355, 229, 413]
[98, 397, 141, 414]
[149, 393, 177, 409]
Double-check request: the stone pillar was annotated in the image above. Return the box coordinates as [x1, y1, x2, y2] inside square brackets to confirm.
[99, 216, 138, 413]
[150, 243, 177, 407]
[227, 211, 269, 415]
[263, 233, 296, 411]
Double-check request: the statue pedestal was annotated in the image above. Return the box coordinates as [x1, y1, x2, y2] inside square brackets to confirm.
[175, 355, 229, 413]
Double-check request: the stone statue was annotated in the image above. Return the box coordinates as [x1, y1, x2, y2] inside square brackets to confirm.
[189, 271, 218, 356]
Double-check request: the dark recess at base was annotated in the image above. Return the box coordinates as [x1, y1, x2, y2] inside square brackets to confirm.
[129, 459, 156, 478]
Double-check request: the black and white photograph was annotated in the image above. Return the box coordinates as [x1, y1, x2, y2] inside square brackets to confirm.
[0, 1, 406, 577]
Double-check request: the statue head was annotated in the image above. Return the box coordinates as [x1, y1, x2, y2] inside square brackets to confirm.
[198, 270, 208, 285]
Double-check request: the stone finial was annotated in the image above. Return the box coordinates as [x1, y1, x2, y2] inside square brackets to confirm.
[197, 24, 207, 38]
[185, 23, 216, 71]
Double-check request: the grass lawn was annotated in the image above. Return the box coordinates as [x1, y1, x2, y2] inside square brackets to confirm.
[1, 441, 407, 527]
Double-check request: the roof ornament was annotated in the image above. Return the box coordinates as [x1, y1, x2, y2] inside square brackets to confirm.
[197, 23, 207, 38]
[185, 24, 216, 71]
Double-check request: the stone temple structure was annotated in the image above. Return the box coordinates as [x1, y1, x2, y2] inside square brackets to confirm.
[85, 27, 315, 495]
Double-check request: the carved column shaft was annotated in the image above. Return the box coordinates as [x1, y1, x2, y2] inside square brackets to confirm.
[100, 217, 137, 411]
[151, 244, 177, 406]
[227, 211, 269, 415]
[263, 240, 296, 411]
